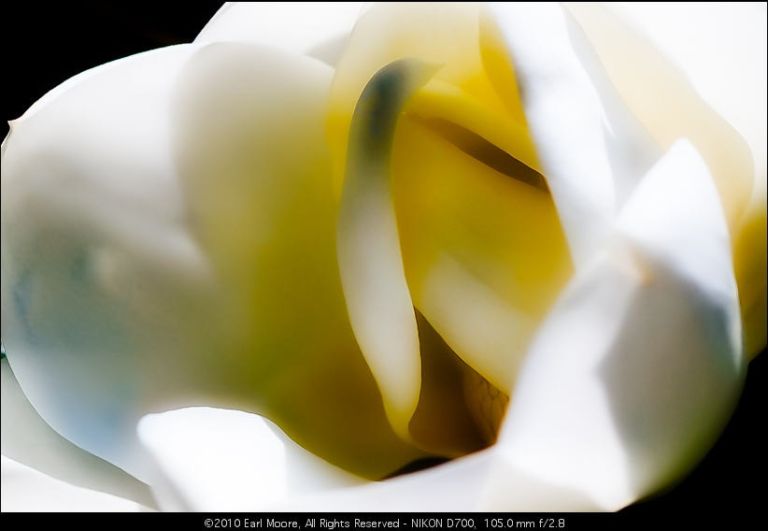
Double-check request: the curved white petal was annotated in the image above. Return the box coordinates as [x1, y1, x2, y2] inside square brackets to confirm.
[613, 2, 767, 183]
[1, 44, 207, 482]
[1, 358, 155, 508]
[496, 140, 743, 509]
[558, 8, 662, 206]
[137, 408, 362, 511]
[565, 3, 766, 357]
[196, 2, 365, 56]
[270, 447, 598, 511]
[271, 451, 495, 511]
[336, 61, 436, 437]
[1, 456, 146, 512]
[489, 3, 616, 268]
[565, 3, 757, 234]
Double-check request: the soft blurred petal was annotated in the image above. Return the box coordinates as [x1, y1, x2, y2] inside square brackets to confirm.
[2, 34, 424, 486]
[195, 2, 365, 58]
[1, 44, 208, 481]
[733, 177, 767, 356]
[329, 2, 573, 399]
[270, 446, 600, 511]
[272, 140, 742, 511]
[554, 8, 662, 206]
[271, 450, 498, 511]
[328, 3, 538, 181]
[1, 456, 146, 512]
[137, 408, 362, 511]
[496, 3, 765, 357]
[566, 3, 756, 230]
[172, 41, 424, 477]
[490, 2, 616, 267]
[611, 2, 767, 183]
[496, 141, 743, 509]
[336, 60, 435, 437]
[3, 2, 758, 512]
[1, 358, 154, 507]
[567, 4, 766, 356]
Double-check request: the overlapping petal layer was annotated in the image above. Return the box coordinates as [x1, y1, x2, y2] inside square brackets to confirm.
[1, 1, 764, 513]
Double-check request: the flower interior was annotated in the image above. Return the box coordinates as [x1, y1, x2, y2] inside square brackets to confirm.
[327, 3, 573, 463]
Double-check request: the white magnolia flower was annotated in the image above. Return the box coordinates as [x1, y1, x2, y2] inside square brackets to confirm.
[1, 2, 765, 512]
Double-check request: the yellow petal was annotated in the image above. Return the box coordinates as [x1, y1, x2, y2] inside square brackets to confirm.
[329, 3, 572, 394]
[392, 118, 571, 392]
[733, 178, 767, 358]
[328, 3, 538, 195]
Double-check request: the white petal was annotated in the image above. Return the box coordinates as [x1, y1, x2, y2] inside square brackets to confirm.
[196, 2, 365, 56]
[270, 446, 598, 511]
[613, 2, 767, 183]
[270, 451, 493, 511]
[336, 61, 436, 437]
[489, 3, 616, 267]
[495, 141, 743, 509]
[1, 358, 155, 508]
[1, 456, 146, 512]
[559, 8, 662, 206]
[1, 44, 208, 481]
[137, 408, 362, 511]
[565, 3, 757, 233]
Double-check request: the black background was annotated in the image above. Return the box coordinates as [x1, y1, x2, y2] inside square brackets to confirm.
[2, 3, 765, 525]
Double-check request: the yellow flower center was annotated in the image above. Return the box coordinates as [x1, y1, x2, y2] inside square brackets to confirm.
[328, 3, 572, 456]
